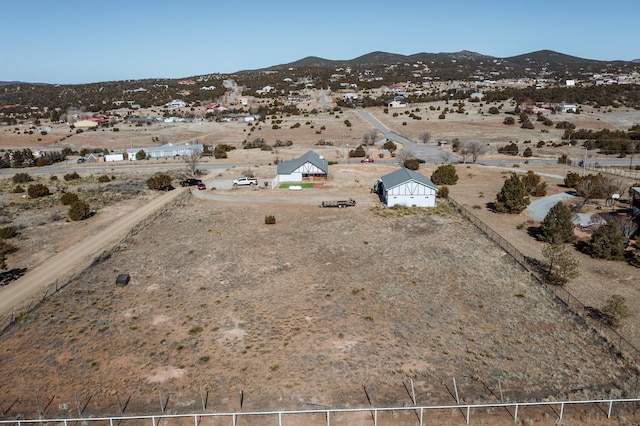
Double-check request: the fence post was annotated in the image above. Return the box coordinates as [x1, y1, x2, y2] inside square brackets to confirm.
[453, 378, 460, 404]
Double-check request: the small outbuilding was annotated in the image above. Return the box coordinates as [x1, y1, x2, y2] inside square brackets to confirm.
[375, 168, 438, 208]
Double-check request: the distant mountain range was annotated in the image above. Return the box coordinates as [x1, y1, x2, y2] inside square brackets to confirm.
[258, 49, 639, 73]
[2, 50, 640, 86]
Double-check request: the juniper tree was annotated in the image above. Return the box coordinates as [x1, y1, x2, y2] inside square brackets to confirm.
[542, 242, 579, 285]
[494, 173, 530, 214]
[538, 201, 575, 244]
[587, 220, 627, 260]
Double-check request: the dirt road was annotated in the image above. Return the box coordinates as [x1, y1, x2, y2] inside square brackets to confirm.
[0, 186, 189, 323]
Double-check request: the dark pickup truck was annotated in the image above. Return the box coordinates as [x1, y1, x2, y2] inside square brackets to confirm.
[180, 178, 203, 187]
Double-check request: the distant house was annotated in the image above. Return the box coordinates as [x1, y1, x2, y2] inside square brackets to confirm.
[83, 152, 104, 162]
[165, 99, 187, 108]
[556, 103, 578, 113]
[105, 153, 124, 162]
[125, 142, 203, 160]
[274, 150, 328, 186]
[383, 99, 407, 108]
[374, 168, 438, 208]
[631, 187, 640, 217]
[73, 120, 99, 129]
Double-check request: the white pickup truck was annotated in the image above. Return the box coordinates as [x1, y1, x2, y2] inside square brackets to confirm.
[232, 177, 258, 186]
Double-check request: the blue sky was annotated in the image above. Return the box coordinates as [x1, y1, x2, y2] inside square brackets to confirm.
[1, 0, 638, 84]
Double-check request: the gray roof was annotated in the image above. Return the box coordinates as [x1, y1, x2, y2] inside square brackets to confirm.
[380, 168, 437, 190]
[277, 150, 328, 174]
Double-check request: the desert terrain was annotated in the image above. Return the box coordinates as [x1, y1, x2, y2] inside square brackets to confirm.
[1, 100, 640, 424]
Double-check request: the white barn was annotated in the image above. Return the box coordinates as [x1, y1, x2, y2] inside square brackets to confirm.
[274, 150, 328, 185]
[376, 168, 438, 208]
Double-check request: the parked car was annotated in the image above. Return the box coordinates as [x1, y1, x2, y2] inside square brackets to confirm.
[197, 183, 206, 190]
[361, 158, 374, 163]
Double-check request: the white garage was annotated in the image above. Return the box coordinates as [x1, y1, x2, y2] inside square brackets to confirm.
[376, 168, 438, 208]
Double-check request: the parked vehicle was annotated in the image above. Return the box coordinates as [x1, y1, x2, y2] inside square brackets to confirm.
[233, 177, 258, 186]
[320, 199, 356, 208]
[361, 158, 374, 163]
[197, 183, 206, 190]
[180, 178, 203, 187]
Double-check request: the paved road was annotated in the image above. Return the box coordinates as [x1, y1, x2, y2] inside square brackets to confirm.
[0, 186, 190, 322]
[526, 192, 576, 221]
[353, 109, 461, 163]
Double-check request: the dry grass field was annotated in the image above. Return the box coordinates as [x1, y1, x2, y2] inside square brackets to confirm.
[1, 100, 640, 424]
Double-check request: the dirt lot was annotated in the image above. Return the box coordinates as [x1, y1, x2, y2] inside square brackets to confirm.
[1, 101, 640, 424]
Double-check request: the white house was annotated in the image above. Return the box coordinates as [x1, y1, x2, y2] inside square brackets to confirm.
[374, 168, 438, 208]
[165, 99, 187, 108]
[125, 142, 203, 160]
[273, 150, 328, 186]
[105, 153, 125, 162]
[556, 103, 578, 113]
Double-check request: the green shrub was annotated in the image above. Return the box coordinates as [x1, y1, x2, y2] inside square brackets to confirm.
[404, 158, 419, 170]
[0, 240, 17, 269]
[12, 185, 25, 193]
[265, 215, 276, 225]
[146, 174, 172, 191]
[437, 185, 449, 198]
[97, 175, 111, 183]
[27, 183, 50, 198]
[64, 172, 80, 181]
[60, 192, 79, 205]
[12, 173, 32, 184]
[0, 226, 16, 239]
[68, 200, 91, 221]
[431, 164, 459, 185]
[35, 157, 51, 167]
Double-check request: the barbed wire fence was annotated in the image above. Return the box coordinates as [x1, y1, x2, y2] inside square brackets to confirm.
[447, 196, 640, 368]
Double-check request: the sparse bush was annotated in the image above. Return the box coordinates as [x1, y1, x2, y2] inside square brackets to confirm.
[437, 185, 449, 198]
[60, 192, 79, 205]
[27, 183, 50, 198]
[601, 294, 631, 328]
[558, 154, 572, 166]
[404, 158, 419, 170]
[498, 142, 519, 156]
[564, 171, 581, 188]
[68, 199, 91, 221]
[12, 185, 25, 193]
[521, 171, 547, 196]
[0, 240, 17, 269]
[0, 226, 16, 239]
[12, 173, 32, 184]
[265, 215, 276, 225]
[97, 175, 111, 183]
[35, 157, 51, 167]
[64, 172, 80, 181]
[146, 174, 172, 191]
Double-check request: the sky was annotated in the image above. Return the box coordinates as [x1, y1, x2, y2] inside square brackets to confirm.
[1, 0, 638, 85]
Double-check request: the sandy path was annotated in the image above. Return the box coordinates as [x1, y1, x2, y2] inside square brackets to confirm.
[0, 186, 189, 321]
